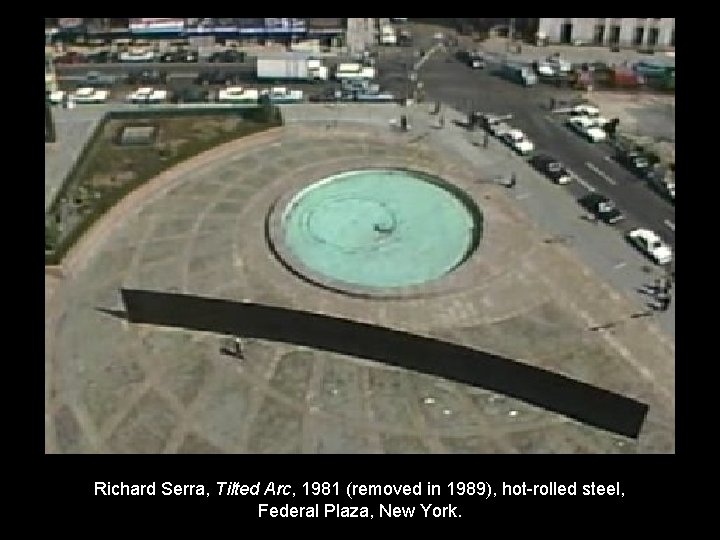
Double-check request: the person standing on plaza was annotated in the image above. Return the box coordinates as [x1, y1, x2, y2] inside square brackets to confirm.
[234, 337, 244, 359]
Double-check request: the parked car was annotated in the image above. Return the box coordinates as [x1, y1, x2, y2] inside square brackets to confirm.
[570, 103, 601, 117]
[217, 86, 259, 103]
[70, 87, 109, 104]
[567, 116, 607, 142]
[534, 61, 557, 77]
[127, 70, 166, 85]
[478, 113, 514, 135]
[579, 193, 625, 224]
[119, 49, 157, 62]
[87, 51, 116, 64]
[196, 70, 241, 86]
[633, 60, 672, 77]
[81, 70, 118, 87]
[457, 50, 485, 69]
[308, 88, 343, 103]
[546, 53, 572, 73]
[170, 86, 210, 104]
[160, 50, 199, 63]
[126, 87, 168, 104]
[398, 30, 413, 46]
[529, 154, 572, 184]
[260, 87, 304, 104]
[502, 129, 534, 155]
[646, 166, 675, 203]
[209, 50, 246, 63]
[47, 90, 65, 105]
[55, 52, 87, 64]
[626, 228, 672, 265]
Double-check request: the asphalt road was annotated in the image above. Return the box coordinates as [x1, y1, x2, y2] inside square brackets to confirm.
[55, 41, 675, 253]
[56, 62, 256, 78]
[376, 45, 675, 253]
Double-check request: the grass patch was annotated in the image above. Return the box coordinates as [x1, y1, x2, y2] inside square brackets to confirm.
[45, 107, 281, 265]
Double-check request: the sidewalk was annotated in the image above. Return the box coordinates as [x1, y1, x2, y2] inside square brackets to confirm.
[45, 106, 107, 212]
[476, 37, 675, 68]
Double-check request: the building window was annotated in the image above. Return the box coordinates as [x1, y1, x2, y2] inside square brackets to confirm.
[609, 25, 621, 45]
[648, 27, 659, 47]
[671, 28, 675, 47]
[593, 24, 606, 44]
[633, 26, 645, 46]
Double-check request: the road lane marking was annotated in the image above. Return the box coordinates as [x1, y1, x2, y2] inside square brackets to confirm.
[613, 262, 627, 269]
[515, 193, 531, 200]
[572, 174, 596, 193]
[413, 43, 441, 71]
[664, 219, 675, 231]
[585, 162, 617, 185]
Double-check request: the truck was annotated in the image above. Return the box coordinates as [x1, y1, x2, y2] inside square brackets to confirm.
[380, 25, 397, 45]
[256, 55, 328, 82]
[335, 62, 376, 81]
[501, 63, 538, 86]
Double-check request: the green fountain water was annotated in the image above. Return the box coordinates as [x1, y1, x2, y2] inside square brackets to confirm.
[280, 169, 483, 290]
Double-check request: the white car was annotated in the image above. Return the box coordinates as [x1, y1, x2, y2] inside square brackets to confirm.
[48, 90, 65, 105]
[119, 49, 156, 62]
[260, 87, 303, 103]
[126, 87, 168, 104]
[535, 62, 557, 77]
[71, 87, 109, 104]
[547, 56, 572, 73]
[490, 122, 513, 138]
[502, 129, 534, 155]
[570, 104, 601, 117]
[217, 86, 259, 104]
[567, 116, 607, 143]
[627, 228, 673, 265]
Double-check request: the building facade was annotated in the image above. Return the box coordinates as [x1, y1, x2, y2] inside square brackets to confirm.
[537, 18, 675, 49]
[47, 18, 346, 46]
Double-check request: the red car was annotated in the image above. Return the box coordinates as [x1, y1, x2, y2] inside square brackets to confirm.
[55, 52, 88, 64]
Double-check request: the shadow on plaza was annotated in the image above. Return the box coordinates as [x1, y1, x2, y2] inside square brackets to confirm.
[110, 288, 648, 439]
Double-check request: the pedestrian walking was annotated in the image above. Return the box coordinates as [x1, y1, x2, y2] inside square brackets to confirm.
[433, 100, 441, 115]
[234, 337, 244, 359]
[652, 291, 670, 312]
[483, 133, 489, 148]
[438, 115, 445, 128]
[508, 172, 517, 188]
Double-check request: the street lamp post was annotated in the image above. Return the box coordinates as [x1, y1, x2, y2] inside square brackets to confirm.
[45, 100, 56, 143]
[507, 17, 515, 52]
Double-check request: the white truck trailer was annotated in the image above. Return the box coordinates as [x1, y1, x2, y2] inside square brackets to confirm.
[256, 55, 328, 81]
[380, 25, 397, 45]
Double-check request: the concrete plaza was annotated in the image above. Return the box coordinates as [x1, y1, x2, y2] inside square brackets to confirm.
[45, 104, 674, 453]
